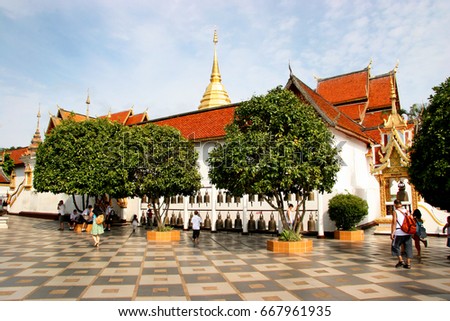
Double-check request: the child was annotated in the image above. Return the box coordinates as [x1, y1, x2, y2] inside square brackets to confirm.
[131, 214, 139, 233]
[443, 215, 450, 260]
[412, 209, 428, 258]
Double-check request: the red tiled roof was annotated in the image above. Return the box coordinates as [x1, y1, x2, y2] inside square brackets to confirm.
[361, 110, 390, 129]
[368, 74, 392, 110]
[153, 105, 237, 141]
[58, 109, 88, 122]
[364, 128, 383, 144]
[287, 75, 371, 143]
[7, 147, 28, 166]
[316, 69, 369, 105]
[337, 103, 367, 121]
[125, 112, 148, 126]
[106, 110, 132, 125]
[0, 167, 10, 184]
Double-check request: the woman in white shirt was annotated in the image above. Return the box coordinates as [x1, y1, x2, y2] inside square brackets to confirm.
[391, 199, 413, 269]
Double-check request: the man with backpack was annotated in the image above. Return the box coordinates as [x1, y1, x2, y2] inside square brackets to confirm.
[391, 199, 414, 269]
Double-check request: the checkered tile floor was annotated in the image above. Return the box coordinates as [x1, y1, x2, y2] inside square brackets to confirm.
[0, 215, 449, 301]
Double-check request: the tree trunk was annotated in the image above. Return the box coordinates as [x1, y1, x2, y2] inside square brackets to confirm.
[72, 194, 82, 212]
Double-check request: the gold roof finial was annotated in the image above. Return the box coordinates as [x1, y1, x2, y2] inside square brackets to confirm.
[86, 89, 91, 119]
[28, 105, 42, 154]
[213, 29, 218, 44]
[37, 104, 41, 130]
[198, 29, 231, 110]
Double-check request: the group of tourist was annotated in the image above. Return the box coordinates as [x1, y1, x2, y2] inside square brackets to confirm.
[57, 198, 450, 258]
[57, 199, 115, 247]
[391, 198, 450, 269]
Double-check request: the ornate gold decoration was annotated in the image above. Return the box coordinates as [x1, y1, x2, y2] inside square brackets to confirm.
[198, 30, 231, 110]
[370, 67, 418, 219]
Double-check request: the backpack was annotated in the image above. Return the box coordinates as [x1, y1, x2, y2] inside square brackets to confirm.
[416, 221, 427, 239]
[396, 210, 416, 235]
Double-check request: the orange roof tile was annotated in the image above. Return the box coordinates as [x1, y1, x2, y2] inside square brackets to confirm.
[362, 110, 390, 129]
[368, 74, 392, 110]
[364, 128, 383, 144]
[337, 103, 367, 121]
[153, 105, 237, 141]
[7, 147, 28, 166]
[316, 69, 369, 105]
[0, 167, 10, 184]
[105, 110, 132, 125]
[58, 109, 88, 122]
[287, 75, 371, 144]
[125, 112, 149, 126]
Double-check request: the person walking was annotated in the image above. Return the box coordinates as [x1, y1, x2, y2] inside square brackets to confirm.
[57, 200, 66, 231]
[391, 199, 414, 269]
[90, 207, 104, 247]
[443, 215, 450, 260]
[191, 211, 202, 245]
[105, 201, 113, 231]
[131, 214, 138, 233]
[412, 209, 428, 260]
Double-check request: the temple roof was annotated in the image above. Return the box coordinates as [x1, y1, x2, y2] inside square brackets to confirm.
[47, 107, 149, 134]
[368, 73, 394, 110]
[286, 74, 372, 144]
[3, 147, 28, 166]
[316, 68, 369, 105]
[153, 104, 237, 141]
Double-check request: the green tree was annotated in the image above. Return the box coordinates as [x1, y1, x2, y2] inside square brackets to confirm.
[1, 153, 15, 176]
[408, 77, 450, 211]
[208, 86, 340, 235]
[125, 123, 201, 230]
[34, 117, 131, 211]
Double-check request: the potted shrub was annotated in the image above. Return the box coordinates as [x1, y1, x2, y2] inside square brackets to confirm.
[266, 229, 313, 253]
[328, 193, 368, 241]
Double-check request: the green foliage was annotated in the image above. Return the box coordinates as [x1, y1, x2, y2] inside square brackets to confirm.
[208, 86, 340, 232]
[34, 119, 201, 226]
[1, 153, 14, 176]
[328, 193, 368, 231]
[408, 77, 450, 211]
[125, 123, 201, 199]
[155, 225, 173, 232]
[34, 118, 131, 199]
[278, 229, 302, 242]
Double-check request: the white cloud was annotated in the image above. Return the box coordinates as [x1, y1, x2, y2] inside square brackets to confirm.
[1, 0, 449, 147]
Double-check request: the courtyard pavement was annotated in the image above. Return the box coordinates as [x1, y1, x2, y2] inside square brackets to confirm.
[0, 214, 449, 301]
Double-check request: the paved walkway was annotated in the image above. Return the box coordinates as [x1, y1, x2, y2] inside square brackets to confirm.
[0, 215, 449, 301]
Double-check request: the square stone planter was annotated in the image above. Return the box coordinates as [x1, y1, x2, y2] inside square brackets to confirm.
[147, 230, 181, 241]
[334, 230, 364, 241]
[267, 239, 313, 253]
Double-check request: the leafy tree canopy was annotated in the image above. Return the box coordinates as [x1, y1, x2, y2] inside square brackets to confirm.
[34, 119, 201, 222]
[125, 123, 201, 228]
[34, 118, 132, 202]
[208, 86, 340, 232]
[1, 153, 15, 176]
[408, 77, 450, 211]
[126, 123, 201, 199]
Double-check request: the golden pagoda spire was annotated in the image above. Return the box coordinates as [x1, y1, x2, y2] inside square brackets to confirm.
[28, 106, 42, 155]
[198, 30, 231, 110]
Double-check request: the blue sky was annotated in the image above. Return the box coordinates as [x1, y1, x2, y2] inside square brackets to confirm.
[1, 0, 449, 147]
